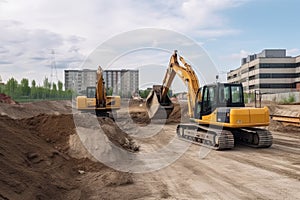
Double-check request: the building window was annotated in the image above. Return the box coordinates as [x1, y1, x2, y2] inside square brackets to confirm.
[249, 65, 256, 71]
[259, 83, 296, 89]
[259, 63, 296, 68]
[259, 73, 297, 78]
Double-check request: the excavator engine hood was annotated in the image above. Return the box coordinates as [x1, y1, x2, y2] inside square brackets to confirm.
[146, 85, 174, 119]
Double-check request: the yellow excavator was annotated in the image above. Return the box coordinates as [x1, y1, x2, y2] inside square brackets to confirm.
[76, 66, 121, 117]
[146, 50, 272, 150]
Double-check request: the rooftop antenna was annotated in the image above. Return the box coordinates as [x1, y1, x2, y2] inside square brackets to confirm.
[50, 49, 58, 87]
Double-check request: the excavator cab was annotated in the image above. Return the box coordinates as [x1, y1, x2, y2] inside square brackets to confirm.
[87, 87, 96, 98]
[194, 83, 245, 119]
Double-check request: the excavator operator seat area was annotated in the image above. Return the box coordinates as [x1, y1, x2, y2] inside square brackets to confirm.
[196, 83, 245, 118]
[86, 87, 96, 98]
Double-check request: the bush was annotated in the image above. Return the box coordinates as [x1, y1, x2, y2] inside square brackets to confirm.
[281, 94, 295, 104]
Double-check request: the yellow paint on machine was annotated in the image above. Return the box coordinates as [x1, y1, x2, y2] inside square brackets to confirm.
[193, 106, 270, 128]
[76, 96, 121, 110]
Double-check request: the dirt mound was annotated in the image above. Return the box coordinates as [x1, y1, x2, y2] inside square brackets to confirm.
[19, 113, 139, 154]
[167, 102, 189, 123]
[268, 119, 300, 133]
[98, 117, 139, 152]
[0, 93, 17, 104]
[0, 100, 72, 119]
[0, 99, 144, 199]
[21, 114, 76, 152]
[0, 113, 144, 199]
[128, 101, 189, 124]
[128, 98, 144, 107]
[0, 115, 81, 199]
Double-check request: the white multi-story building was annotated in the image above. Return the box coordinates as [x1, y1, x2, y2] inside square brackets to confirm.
[103, 69, 139, 97]
[65, 68, 139, 97]
[64, 69, 97, 94]
[227, 49, 300, 93]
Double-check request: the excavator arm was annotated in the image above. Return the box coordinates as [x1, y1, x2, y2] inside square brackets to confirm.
[96, 66, 107, 108]
[146, 50, 200, 118]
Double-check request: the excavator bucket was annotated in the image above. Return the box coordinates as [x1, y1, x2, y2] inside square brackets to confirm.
[146, 85, 174, 119]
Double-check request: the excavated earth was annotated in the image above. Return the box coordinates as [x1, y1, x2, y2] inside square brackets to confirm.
[0, 99, 299, 199]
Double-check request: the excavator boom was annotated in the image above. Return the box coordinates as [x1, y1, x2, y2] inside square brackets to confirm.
[146, 50, 200, 118]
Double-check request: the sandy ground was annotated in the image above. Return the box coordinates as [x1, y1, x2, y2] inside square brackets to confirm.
[133, 124, 300, 200]
[0, 99, 299, 199]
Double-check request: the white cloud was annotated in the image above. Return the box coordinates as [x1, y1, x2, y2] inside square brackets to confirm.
[0, 0, 248, 86]
[287, 48, 300, 56]
[228, 49, 251, 60]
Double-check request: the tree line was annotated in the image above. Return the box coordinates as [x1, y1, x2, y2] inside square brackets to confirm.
[0, 77, 73, 101]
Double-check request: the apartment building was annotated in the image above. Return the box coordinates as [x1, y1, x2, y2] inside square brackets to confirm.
[64, 69, 97, 94]
[64, 68, 139, 97]
[227, 49, 300, 93]
[103, 69, 139, 97]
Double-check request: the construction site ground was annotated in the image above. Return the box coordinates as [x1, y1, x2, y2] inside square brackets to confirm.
[0, 99, 299, 199]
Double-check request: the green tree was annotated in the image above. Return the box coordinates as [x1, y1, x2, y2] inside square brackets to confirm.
[51, 83, 57, 98]
[0, 84, 4, 93]
[106, 87, 113, 96]
[139, 89, 151, 98]
[42, 77, 51, 99]
[30, 80, 37, 98]
[5, 77, 18, 97]
[32, 80, 36, 87]
[43, 77, 51, 89]
[20, 78, 30, 96]
[58, 80, 63, 92]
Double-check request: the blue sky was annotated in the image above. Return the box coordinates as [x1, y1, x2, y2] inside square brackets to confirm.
[202, 0, 299, 70]
[0, 0, 299, 91]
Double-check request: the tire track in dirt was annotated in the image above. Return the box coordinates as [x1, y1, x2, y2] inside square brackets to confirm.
[135, 123, 300, 199]
[220, 146, 300, 179]
[182, 149, 271, 200]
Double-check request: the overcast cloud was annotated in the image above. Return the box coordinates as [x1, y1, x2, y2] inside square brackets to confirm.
[0, 0, 249, 86]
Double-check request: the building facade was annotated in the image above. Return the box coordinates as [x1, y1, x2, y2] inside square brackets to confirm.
[103, 69, 139, 97]
[227, 49, 300, 93]
[64, 69, 97, 94]
[65, 69, 139, 97]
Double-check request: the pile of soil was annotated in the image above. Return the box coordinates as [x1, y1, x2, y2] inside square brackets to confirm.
[0, 101, 143, 199]
[128, 102, 189, 124]
[0, 93, 17, 104]
[0, 100, 71, 119]
[98, 117, 139, 152]
[0, 114, 81, 199]
[269, 119, 300, 133]
[19, 113, 139, 155]
[167, 102, 189, 123]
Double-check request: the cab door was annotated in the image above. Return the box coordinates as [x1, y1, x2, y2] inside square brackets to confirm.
[194, 86, 217, 119]
[201, 85, 217, 117]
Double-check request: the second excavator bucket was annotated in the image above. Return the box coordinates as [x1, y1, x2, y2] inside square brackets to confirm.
[146, 85, 174, 119]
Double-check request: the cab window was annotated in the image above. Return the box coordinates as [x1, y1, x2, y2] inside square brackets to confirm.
[231, 86, 243, 104]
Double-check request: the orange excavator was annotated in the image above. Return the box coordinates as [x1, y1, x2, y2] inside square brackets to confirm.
[146, 51, 272, 150]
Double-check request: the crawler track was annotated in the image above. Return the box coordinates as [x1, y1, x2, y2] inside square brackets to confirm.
[232, 128, 273, 148]
[176, 124, 234, 150]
